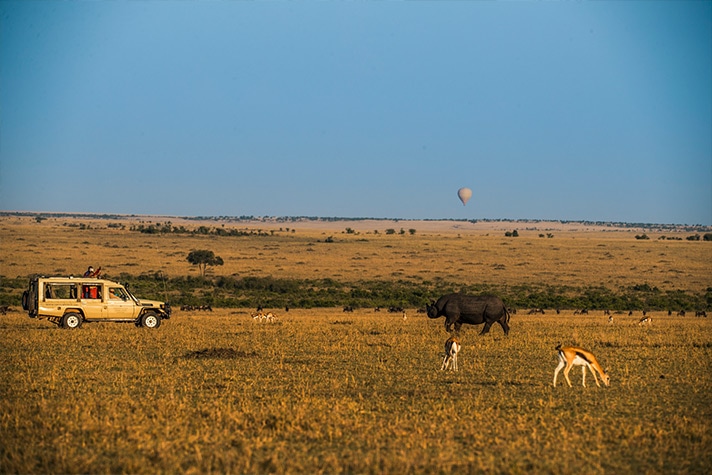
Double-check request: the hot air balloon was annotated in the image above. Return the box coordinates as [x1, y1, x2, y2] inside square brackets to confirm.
[457, 187, 472, 206]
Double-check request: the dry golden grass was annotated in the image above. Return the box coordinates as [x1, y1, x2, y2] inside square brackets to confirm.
[1, 308, 710, 474]
[1, 215, 710, 293]
[1, 215, 711, 473]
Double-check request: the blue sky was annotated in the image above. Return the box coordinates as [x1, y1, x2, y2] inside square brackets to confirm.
[1, 1, 710, 224]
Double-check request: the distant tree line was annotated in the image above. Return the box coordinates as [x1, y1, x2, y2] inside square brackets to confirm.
[3, 211, 710, 234]
[130, 222, 286, 237]
[2, 274, 708, 312]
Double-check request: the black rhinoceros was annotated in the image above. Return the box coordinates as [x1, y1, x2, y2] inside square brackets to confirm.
[426, 293, 511, 335]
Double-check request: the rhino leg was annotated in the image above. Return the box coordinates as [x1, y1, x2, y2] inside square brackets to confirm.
[479, 321, 493, 335]
[498, 317, 510, 335]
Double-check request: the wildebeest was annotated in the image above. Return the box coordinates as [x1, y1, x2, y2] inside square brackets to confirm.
[180, 305, 212, 312]
[426, 293, 511, 335]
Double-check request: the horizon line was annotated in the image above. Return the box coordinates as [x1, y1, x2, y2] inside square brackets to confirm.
[1, 210, 710, 229]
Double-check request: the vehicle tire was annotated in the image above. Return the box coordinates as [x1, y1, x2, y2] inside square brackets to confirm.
[140, 312, 161, 329]
[62, 312, 83, 329]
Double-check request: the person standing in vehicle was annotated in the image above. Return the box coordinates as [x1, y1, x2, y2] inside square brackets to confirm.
[83, 266, 101, 277]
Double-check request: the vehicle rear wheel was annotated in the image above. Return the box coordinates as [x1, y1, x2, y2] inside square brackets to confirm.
[141, 312, 161, 329]
[62, 312, 83, 329]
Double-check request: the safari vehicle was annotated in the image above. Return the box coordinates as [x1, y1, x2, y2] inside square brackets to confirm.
[22, 276, 171, 329]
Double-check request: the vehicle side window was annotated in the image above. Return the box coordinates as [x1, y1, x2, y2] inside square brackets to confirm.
[108, 287, 128, 301]
[81, 285, 102, 300]
[44, 283, 76, 300]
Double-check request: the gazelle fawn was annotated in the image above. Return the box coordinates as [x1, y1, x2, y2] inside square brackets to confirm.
[440, 336, 461, 371]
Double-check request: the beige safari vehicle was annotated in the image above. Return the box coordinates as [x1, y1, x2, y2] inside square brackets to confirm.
[22, 276, 171, 329]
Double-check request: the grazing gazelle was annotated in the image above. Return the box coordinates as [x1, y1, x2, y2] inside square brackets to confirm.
[251, 312, 277, 322]
[440, 336, 461, 371]
[553, 344, 610, 387]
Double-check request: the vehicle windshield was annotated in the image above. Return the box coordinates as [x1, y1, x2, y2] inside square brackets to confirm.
[123, 285, 140, 304]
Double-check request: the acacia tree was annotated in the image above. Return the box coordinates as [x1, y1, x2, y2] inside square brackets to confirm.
[186, 250, 224, 276]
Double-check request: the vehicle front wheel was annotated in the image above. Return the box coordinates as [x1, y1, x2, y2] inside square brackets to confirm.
[140, 312, 161, 329]
[62, 312, 83, 329]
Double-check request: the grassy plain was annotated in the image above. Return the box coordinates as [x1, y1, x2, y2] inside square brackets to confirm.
[1, 215, 711, 473]
[1, 309, 711, 474]
[1, 215, 710, 294]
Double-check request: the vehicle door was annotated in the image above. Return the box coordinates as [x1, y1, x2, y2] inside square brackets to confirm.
[104, 286, 137, 320]
[80, 283, 104, 319]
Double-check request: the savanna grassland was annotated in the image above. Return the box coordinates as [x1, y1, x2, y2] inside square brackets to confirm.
[1, 310, 711, 474]
[1, 215, 711, 473]
[1, 215, 710, 298]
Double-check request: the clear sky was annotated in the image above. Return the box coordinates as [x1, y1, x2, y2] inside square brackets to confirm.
[1, 1, 710, 224]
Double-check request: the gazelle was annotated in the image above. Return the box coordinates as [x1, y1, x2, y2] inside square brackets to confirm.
[251, 312, 277, 322]
[440, 336, 461, 371]
[553, 344, 610, 387]
[638, 316, 652, 325]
